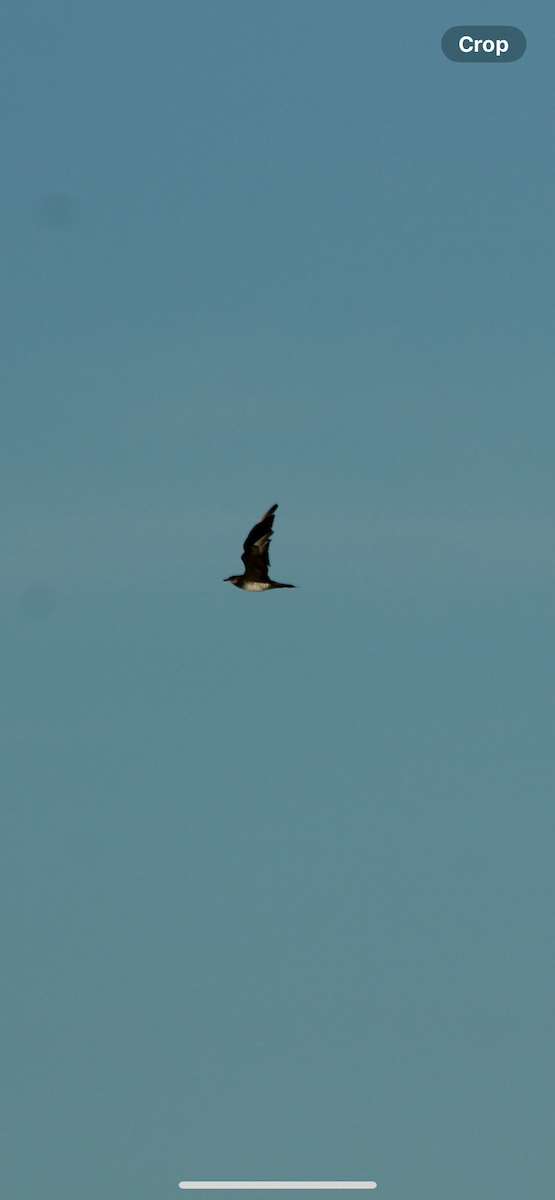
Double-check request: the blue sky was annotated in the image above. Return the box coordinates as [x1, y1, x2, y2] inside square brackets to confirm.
[1, 4, 554, 1199]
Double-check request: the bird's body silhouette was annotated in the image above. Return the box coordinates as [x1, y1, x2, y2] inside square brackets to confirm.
[224, 504, 295, 591]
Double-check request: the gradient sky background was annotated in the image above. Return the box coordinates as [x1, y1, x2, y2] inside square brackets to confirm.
[1, 3, 554, 1199]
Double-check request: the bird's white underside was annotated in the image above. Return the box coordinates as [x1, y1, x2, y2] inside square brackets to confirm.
[242, 581, 271, 591]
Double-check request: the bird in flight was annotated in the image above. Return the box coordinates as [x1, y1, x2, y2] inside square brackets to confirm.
[224, 504, 295, 591]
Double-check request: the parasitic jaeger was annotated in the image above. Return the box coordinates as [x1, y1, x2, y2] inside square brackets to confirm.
[224, 504, 295, 591]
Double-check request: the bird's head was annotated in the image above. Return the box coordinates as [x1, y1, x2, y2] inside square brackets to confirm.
[223, 575, 241, 587]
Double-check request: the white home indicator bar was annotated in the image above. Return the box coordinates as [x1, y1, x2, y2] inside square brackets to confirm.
[179, 1185, 377, 1191]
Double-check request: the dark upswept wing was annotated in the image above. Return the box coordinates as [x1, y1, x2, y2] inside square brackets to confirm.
[241, 504, 278, 582]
